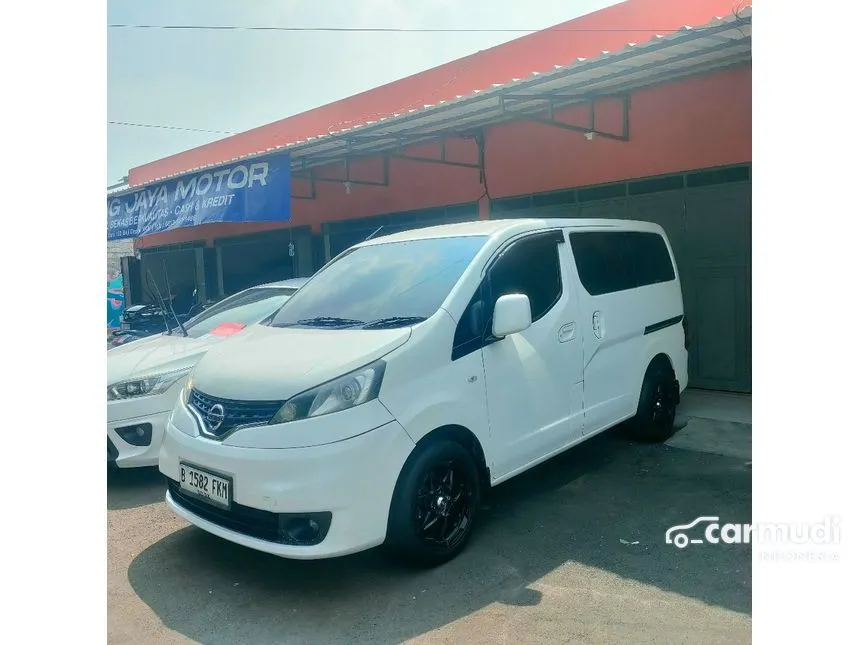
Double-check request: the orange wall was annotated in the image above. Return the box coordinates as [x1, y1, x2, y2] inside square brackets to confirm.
[136, 65, 751, 250]
[486, 65, 751, 196]
[128, 0, 746, 187]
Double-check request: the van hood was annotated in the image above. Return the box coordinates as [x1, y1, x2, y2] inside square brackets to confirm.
[107, 333, 220, 385]
[190, 323, 412, 401]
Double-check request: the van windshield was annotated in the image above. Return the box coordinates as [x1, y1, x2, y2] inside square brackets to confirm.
[269, 235, 488, 329]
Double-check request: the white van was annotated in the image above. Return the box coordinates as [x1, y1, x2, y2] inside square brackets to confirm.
[159, 218, 688, 566]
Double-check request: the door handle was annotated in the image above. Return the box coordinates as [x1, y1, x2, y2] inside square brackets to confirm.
[592, 311, 605, 340]
[558, 322, 576, 343]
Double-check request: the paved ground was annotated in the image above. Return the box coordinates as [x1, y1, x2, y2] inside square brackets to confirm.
[108, 420, 752, 644]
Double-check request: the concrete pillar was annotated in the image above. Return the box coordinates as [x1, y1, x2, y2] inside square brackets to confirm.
[478, 196, 491, 220]
[215, 246, 225, 299]
[194, 247, 207, 303]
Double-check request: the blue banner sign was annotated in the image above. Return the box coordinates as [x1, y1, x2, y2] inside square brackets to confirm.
[107, 153, 292, 241]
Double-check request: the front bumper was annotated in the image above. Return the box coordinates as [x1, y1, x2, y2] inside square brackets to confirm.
[107, 380, 185, 469]
[107, 410, 170, 468]
[108, 437, 119, 467]
[159, 417, 416, 559]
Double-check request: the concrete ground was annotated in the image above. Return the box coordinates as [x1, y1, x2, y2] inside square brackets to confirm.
[108, 390, 752, 644]
[672, 389, 752, 462]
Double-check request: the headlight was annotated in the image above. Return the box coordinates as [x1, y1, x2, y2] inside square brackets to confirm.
[269, 360, 386, 424]
[180, 375, 194, 405]
[107, 368, 192, 401]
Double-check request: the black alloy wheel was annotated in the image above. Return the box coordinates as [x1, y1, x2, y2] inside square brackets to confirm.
[626, 361, 678, 442]
[413, 460, 475, 550]
[650, 379, 674, 427]
[386, 439, 481, 566]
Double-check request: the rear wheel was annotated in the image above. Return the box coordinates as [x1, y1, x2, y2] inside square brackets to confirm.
[626, 361, 679, 442]
[386, 440, 480, 567]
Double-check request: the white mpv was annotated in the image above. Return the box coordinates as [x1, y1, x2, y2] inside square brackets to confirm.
[159, 218, 688, 566]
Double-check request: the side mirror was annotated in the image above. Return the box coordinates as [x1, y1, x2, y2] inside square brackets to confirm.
[492, 294, 532, 338]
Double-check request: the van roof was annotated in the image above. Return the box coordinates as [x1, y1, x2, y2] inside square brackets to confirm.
[358, 218, 662, 246]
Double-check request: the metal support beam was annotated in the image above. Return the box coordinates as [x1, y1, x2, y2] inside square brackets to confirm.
[347, 130, 476, 144]
[500, 94, 630, 141]
[386, 133, 484, 172]
[477, 131, 486, 188]
[620, 95, 630, 140]
[388, 154, 481, 169]
[291, 176, 316, 200]
[295, 156, 390, 188]
[293, 131, 486, 172]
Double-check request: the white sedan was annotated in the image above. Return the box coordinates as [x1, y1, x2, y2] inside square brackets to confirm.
[107, 278, 307, 469]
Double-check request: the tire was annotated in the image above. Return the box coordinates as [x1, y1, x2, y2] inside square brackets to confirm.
[626, 360, 679, 443]
[386, 439, 481, 567]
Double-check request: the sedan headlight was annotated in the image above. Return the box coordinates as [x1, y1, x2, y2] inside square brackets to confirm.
[269, 360, 386, 424]
[180, 375, 194, 405]
[107, 367, 192, 401]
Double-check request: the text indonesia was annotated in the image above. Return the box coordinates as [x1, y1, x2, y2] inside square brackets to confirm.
[107, 153, 291, 241]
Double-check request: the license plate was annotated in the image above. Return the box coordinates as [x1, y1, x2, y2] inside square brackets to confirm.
[179, 462, 232, 509]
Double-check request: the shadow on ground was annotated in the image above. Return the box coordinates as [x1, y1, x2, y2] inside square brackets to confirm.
[108, 466, 165, 510]
[127, 430, 751, 644]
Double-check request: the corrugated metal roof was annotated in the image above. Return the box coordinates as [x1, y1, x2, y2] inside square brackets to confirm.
[111, 7, 750, 196]
[107, 179, 129, 195]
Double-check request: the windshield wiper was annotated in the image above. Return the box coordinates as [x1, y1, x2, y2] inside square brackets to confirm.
[279, 316, 365, 328]
[362, 316, 427, 329]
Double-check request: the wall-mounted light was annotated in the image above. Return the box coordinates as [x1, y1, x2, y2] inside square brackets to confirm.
[344, 181, 352, 194]
[584, 132, 596, 141]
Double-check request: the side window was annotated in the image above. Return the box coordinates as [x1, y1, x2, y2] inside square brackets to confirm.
[487, 233, 563, 322]
[569, 231, 675, 296]
[451, 231, 563, 361]
[568, 232, 631, 296]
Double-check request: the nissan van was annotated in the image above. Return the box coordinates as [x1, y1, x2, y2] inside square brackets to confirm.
[159, 218, 688, 566]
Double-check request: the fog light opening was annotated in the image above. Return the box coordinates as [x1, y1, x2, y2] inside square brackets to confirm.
[285, 519, 318, 544]
[278, 512, 332, 546]
[115, 423, 153, 447]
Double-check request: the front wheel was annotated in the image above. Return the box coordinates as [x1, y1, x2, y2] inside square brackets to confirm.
[386, 440, 481, 567]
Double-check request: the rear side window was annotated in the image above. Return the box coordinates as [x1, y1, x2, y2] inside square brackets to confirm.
[629, 232, 676, 287]
[569, 231, 675, 296]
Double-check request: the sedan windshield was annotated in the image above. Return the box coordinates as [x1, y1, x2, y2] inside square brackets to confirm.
[270, 236, 487, 329]
[181, 287, 296, 338]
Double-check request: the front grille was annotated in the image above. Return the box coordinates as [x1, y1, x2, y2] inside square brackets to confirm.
[167, 479, 282, 543]
[188, 388, 285, 438]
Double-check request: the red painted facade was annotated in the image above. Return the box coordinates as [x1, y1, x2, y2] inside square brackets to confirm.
[132, 0, 750, 251]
